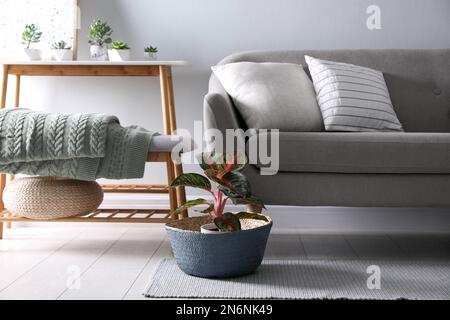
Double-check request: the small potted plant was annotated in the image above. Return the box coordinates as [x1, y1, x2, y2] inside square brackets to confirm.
[88, 19, 112, 61]
[51, 40, 73, 61]
[21, 24, 42, 61]
[144, 46, 158, 60]
[108, 41, 131, 62]
[166, 153, 272, 278]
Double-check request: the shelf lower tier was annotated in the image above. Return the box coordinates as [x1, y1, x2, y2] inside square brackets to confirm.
[0, 208, 174, 224]
[101, 184, 170, 194]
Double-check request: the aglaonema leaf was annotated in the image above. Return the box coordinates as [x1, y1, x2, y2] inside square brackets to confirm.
[198, 203, 215, 214]
[214, 212, 241, 232]
[199, 152, 247, 178]
[235, 212, 269, 222]
[174, 198, 211, 214]
[171, 173, 211, 191]
[209, 171, 250, 198]
[198, 152, 219, 172]
[228, 194, 266, 209]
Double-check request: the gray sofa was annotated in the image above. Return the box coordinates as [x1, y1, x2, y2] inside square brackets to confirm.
[203, 49, 450, 207]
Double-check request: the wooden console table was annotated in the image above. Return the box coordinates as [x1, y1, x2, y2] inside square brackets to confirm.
[0, 61, 189, 238]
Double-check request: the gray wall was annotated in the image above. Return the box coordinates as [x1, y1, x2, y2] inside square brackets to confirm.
[3, 0, 450, 187]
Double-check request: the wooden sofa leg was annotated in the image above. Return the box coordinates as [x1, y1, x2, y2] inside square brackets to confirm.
[0, 223, 3, 240]
[246, 204, 263, 214]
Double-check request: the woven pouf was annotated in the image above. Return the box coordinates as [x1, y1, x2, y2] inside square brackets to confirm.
[3, 177, 104, 220]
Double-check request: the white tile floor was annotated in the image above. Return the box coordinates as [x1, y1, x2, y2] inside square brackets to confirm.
[0, 223, 449, 300]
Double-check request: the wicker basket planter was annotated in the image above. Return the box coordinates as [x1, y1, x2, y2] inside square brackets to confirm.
[165, 215, 272, 278]
[3, 177, 104, 220]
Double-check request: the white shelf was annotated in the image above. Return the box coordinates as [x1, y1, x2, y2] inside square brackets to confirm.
[0, 60, 190, 67]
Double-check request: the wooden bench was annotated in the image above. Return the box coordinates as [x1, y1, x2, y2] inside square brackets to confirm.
[0, 61, 190, 239]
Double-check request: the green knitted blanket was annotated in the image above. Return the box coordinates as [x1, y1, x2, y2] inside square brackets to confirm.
[0, 109, 154, 181]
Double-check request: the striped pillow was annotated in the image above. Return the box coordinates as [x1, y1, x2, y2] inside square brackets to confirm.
[305, 56, 403, 132]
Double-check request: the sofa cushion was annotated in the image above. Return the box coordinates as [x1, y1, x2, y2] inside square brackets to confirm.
[249, 132, 450, 174]
[305, 55, 403, 132]
[211, 62, 324, 132]
[218, 49, 450, 133]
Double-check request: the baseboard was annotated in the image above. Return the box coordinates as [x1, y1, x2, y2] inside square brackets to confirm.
[100, 194, 450, 234]
[11, 194, 450, 234]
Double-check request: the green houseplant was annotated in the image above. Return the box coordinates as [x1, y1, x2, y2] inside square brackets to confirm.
[165, 153, 272, 278]
[144, 46, 158, 60]
[88, 19, 113, 61]
[108, 41, 131, 62]
[52, 40, 71, 50]
[171, 153, 268, 232]
[111, 41, 130, 50]
[51, 40, 73, 61]
[21, 24, 42, 61]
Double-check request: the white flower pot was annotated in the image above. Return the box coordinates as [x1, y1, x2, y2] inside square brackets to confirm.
[200, 223, 223, 234]
[90, 45, 108, 61]
[20, 48, 42, 61]
[144, 52, 157, 61]
[108, 49, 131, 62]
[51, 49, 73, 61]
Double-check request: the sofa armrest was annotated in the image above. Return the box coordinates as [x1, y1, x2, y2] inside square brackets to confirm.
[203, 75, 247, 150]
[203, 75, 246, 134]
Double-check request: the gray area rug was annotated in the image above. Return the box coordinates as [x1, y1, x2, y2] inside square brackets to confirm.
[144, 258, 450, 300]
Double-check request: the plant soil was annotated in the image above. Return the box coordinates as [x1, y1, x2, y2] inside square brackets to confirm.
[166, 215, 271, 233]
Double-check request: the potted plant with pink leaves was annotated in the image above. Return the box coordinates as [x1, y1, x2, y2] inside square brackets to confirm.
[165, 153, 272, 278]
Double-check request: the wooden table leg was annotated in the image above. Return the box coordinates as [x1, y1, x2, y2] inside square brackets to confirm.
[159, 67, 172, 135]
[162, 67, 188, 218]
[1, 64, 8, 108]
[165, 154, 178, 218]
[159, 66, 187, 219]
[174, 164, 188, 218]
[0, 174, 6, 239]
[5, 174, 13, 229]
[159, 66, 179, 218]
[0, 65, 9, 236]
[5, 74, 21, 229]
[14, 75, 20, 107]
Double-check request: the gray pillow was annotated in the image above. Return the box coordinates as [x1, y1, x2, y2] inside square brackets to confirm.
[305, 55, 403, 132]
[212, 62, 324, 131]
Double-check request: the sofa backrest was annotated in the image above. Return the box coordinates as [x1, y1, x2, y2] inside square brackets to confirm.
[217, 49, 450, 132]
